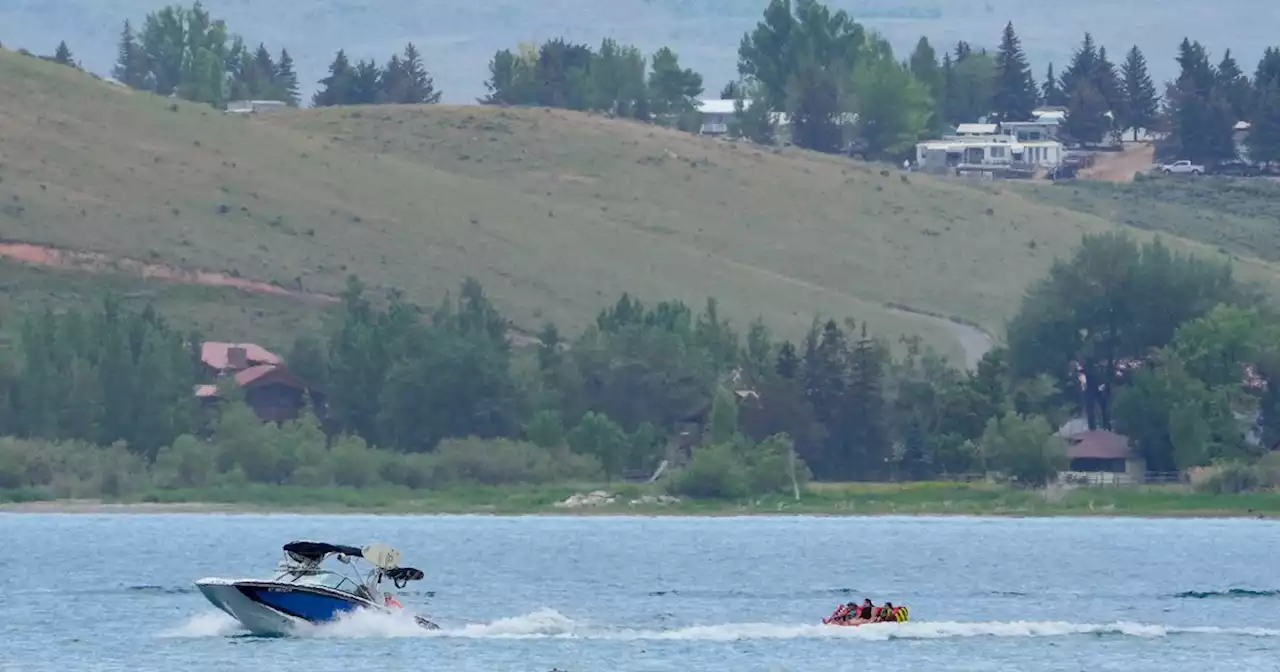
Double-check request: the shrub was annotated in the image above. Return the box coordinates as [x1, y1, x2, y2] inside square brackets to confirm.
[428, 437, 602, 486]
[1254, 452, 1280, 489]
[525, 410, 565, 449]
[744, 433, 810, 497]
[978, 412, 1067, 488]
[666, 443, 748, 499]
[330, 435, 381, 488]
[0, 437, 55, 489]
[154, 434, 219, 488]
[1193, 461, 1262, 495]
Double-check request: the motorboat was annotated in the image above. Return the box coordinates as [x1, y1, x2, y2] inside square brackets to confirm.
[195, 540, 440, 636]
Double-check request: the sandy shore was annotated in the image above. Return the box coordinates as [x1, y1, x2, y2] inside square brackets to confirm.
[0, 499, 267, 514]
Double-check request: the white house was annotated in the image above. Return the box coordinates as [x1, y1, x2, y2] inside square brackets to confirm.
[999, 119, 1061, 142]
[226, 99, 289, 114]
[696, 99, 739, 135]
[915, 133, 1064, 172]
[1031, 107, 1068, 123]
[954, 123, 999, 136]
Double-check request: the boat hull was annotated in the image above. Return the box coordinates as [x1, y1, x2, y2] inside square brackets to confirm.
[196, 578, 370, 636]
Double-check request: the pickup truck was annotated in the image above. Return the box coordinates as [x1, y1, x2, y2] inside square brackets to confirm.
[1160, 160, 1205, 175]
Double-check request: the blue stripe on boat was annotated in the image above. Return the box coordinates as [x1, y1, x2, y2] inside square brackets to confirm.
[246, 587, 362, 622]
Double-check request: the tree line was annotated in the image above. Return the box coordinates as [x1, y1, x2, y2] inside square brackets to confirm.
[107, 3, 301, 106]
[2, 231, 1279, 494]
[479, 38, 704, 127]
[24, 0, 1280, 164]
[99, 2, 441, 109]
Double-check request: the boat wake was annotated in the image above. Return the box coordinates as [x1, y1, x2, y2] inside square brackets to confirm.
[162, 609, 1280, 641]
[1173, 589, 1280, 599]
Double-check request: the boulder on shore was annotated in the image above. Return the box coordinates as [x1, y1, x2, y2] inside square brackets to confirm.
[554, 490, 616, 508]
[628, 494, 681, 507]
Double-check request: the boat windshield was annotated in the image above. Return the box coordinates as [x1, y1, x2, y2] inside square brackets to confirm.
[287, 571, 365, 597]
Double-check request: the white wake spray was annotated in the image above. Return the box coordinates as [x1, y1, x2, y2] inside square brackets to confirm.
[161, 609, 1280, 641]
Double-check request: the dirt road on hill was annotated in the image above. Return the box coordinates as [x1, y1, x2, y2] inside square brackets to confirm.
[885, 305, 995, 370]
[0, 239, 554, 347]
[0, 240, 337, 302]
[1078, 143, 1156, 183]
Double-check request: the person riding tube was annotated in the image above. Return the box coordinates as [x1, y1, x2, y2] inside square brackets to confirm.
[877, 602, 895, 622]
[858, 599, 874, 621]
[827, 602, 853, 624]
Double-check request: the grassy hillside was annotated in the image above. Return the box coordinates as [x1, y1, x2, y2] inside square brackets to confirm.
[3, 49, 1280, 363]
[0, 258, 324, 353]
[1020, 176, 1280, 264]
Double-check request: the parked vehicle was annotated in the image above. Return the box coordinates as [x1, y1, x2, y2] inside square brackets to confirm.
[1161, 160, 1204, 175]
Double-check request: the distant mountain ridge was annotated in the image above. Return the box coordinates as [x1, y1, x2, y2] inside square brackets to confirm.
[2, 0, 1273, 104]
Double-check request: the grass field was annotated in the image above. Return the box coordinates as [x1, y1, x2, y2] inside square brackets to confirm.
[1019, 175, 1280, 263]
[0, 257, 324, 353]
[3, 481, 1278, 518]
[4, 49, 1280, 361]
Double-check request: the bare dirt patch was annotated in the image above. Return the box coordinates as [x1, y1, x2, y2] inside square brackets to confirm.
[0, 240, 337, 303]
[1078, 143, 1155, 183]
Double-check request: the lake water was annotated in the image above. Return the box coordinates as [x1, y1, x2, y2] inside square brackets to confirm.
[3, 513, 1279, 671]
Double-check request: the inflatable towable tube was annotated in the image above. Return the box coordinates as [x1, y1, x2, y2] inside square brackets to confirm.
[822, 604, 910, 626]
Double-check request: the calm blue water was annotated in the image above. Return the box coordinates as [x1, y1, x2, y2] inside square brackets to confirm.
[3, 513, 1280, 671]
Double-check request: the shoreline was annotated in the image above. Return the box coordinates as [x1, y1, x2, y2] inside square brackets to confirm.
[0, 498, 1274, 520]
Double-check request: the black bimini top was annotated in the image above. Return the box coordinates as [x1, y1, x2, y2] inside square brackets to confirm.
[283, 541, 365, 563]
[386, 567, 425, 582]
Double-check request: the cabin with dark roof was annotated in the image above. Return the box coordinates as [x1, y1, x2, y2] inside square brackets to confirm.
[194, 341, 323, 423]
[1059, 429, 1145, 485]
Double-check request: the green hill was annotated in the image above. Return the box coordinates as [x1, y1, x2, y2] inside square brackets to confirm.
[3, 48, 1279, 364]
[1019, 176, 1280, 264]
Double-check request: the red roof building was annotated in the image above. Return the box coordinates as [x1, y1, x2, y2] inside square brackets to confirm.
[1062, 429, 1146, 484]
[194, 341, 320, 423]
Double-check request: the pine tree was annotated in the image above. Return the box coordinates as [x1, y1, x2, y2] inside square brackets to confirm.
[53, 41, 75, 67]
[275, 49, 300, 106]
[1042, 63, 1066, 106]
[313, 49, 354, 107]
[908, 37, 944, 130]
[648, 46, 703, 116]
[992, 22, 1037, 121]
[1059, 33, 1098, 96]
[908, 37, 943, 100]
[112, 20, 148, 89]
[776, 341, 799, 379]
[1169, 39, 1236, 163]
[1247, 82, 1280, 164]
[252, 43, 277, 98]
[1064, 80, 1110, 144]
[349, 59, 382, 105]
[940, 52, 956, 123]
[379, 54, 407, 103]
[1121, 45, 1159, 141]
[844, 323, 889, 479]
[1257, 47, 1280, 93]
[1095, 46, 1123, 111]
[400, 43, 442, 104]
[1216, 49, 1252, 121]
